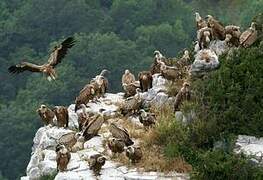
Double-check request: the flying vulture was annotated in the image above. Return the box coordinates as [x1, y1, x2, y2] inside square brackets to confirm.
[8, 37, 75, 81]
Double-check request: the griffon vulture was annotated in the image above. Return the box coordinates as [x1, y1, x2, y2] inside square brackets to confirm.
[159, 61, 181, 81]
[71, 133, 85, 152]
[198, 27, 213, 49]
[75, 84, 96, 112]
[88, 154, 106, 176]
[37, 104, 55, 125]
[91, 69, 109, 98]
[240, 22, 258, 48]
[58, 132, 78, 151]
[77, 104, 90, 131]
[206, 15, 225, 40]
[109, 123, 134, 146]
[195, 12, 207, 30]
[224, 25, 241, 47]
[56, 144, 71, 172]
[138, 71, 152, 92]
[122, 82, 140, 98]
[122, 69, 135, 86]
[153, 50, 165, 61]
[125, 146, 143, 163]
[8, 37, 75, 81]
[53, 106, 69, 128]
[120, 88, 142, 115]
[82, 113, 104, 141]
[107, 138, 125, 154]
[174, 82, 191, 111]
[138, 109, 156, 128]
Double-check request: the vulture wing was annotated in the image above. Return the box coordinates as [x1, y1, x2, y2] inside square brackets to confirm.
[84, 115, 104, 135]
[8, 62, 42, 74]
[109, 123, 134, 146]
[48, 37, 75, 67]
[240, 30, 257, 47]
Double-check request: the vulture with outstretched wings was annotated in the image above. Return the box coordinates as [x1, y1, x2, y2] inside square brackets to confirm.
[8, 37, 75, 81]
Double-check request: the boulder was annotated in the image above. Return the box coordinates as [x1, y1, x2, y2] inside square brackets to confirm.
[234, 135, 263, 164]
[190, 49, 219, 76]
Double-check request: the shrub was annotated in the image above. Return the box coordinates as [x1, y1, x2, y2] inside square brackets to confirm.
[191, 150, 263, 180]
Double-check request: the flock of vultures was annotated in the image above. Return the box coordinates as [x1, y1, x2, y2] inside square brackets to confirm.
[8, 13, 259, 175]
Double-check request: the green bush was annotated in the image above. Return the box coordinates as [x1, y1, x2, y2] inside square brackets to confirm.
[191, 150, 263, 180]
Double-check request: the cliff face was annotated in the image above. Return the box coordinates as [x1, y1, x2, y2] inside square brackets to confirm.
[21, 75, 189, 180]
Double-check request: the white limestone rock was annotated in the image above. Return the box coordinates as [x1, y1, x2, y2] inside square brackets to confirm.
[234, 135, 263, 164]
[190, 49, 219, 76]
[209, 40, 229, 56]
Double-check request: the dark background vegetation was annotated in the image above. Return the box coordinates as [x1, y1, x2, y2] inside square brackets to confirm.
[0, 0, 262, 179]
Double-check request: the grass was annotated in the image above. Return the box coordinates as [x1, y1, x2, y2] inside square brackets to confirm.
[103, 106, 192, 173]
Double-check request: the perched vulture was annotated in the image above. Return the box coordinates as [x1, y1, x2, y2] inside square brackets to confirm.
[122, 69, 135, 86]
[53, 106, 68, 128]
[159, 61, 181, 81]
[109, 123, 134, 146]
[206, 15, 225, 40]
[37, 104, 55, 125]
[82, 114, 104, 141]
[122, 82, 140, 98]
[120, 88, 142, 115]
[224, 25, 241, 47]
[195, 12, 207, 30]
[175, 50, 191, 68]
[240, 22, 258, 48]
[75, 84, 96, 112]
[56, 144, 71, 172]
[174, 82, 191, 111]
[150, 58, 162, 75]
[107, 138, 125, 154]
[58, 132, 78, 151]
[88, 154, 106, 176]
[71, 133, 85, 152]
[197, 27, 213, 49]
[91, 69, 109, 98]
[77, 104, 90, 131]
[138, 109, 156, 128]
[153, 50, 165, 61]
[138, 71, 152, 92]
[8, 37, 75, 81]
[125, 146, 143, 163]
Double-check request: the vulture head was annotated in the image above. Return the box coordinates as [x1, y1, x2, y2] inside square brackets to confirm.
[37, 104, 47, 113]
[204, 31, 211, 43]
[183, 82, 190, 88]
[195, 12, 201, 21]
[139, 109, 147, 118]
[97, 156, 106, 164]
[125, 69, 130, 75]
[250, 22, 257, 31]
[159, 61, 167, 71]
[225, 34, 232, 43]
[125, 146, 135, 154]
[183, 50, 190, 59]
[205, 15, 213, 20]
[153, 50, 160, 56]
[100, 69, 110, 76]
[55, 144, 65, 152]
